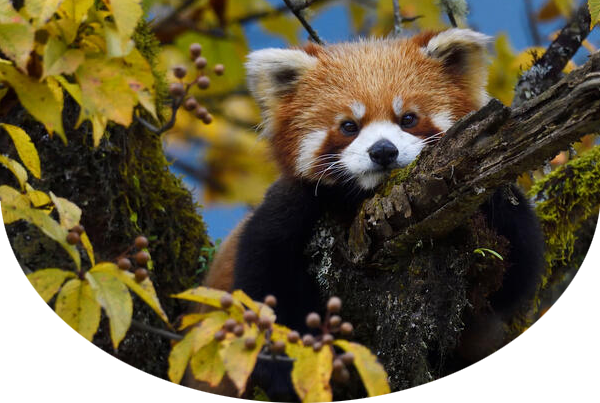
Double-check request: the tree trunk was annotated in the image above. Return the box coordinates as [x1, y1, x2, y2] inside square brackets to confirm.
[1, 25, 211, 379]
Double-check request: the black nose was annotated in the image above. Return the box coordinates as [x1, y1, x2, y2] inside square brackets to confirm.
[368, 139, 398, 167]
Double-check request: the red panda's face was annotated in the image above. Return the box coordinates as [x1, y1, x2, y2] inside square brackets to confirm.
[246, 29, 491, 190]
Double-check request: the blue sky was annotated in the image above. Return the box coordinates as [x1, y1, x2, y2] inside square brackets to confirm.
[192, 0, 597, 240]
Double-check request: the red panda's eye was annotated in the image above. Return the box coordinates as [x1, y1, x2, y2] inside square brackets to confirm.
[400, 113, 418, 129]
[340, 121, 360, 136]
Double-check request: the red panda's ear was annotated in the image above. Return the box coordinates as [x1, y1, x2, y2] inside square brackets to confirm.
[421, 29, 491, 107]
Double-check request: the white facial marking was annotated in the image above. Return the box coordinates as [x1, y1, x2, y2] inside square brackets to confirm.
[392, 97, 403, 117]
[430, 111, 455, 132]
[296, 130, 327, 176]
[350, 101, 366, 121]
[340, 121, 425, 190]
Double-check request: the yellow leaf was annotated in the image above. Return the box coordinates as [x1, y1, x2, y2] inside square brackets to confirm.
[58, 0, 94, 26]
[333, 340, 390, 397]
[232, 289, 260, 313]
[86, 271, 133, 349]
[122, 49, 158, 120]
[91, 262, 169, 324]
[286, 341, 333, 402]
[27, 268, 76, 303]
[0, 155, 27, 190]
[168, 325, 199, 384]
[178, 313, 209, 331]
[220, 326, 265, 395]
[538, 0, 574, 21]
[0, 63, 65, 142]
[80, 232, 95, 266]
[54, 75, 82, 104]
[0, 184, 30, 223]
[589, 0, 600, 28]
[55, 278, 102, 342]
[2, 202, 81, 268]
[25, 183, 52, 209]
[42, 36, 84, 78]
[25, 0, 63, 28]
[49, 191, 82, 230]
[101, 0, 142, 46]
[104, 22, 135, 58]
[0, 123, 41, 179]
[0, 3, 35, 71]
[260, 14, 300, 45]
[172, 286, 244, 320]
[190, 339, 226, 387]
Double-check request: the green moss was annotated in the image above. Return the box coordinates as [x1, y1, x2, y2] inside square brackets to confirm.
[382, 158, 418, 196]
[529, 145, 600, 286]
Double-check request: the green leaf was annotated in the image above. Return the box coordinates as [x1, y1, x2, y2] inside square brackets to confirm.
[42, 36, 84, 78]
[0, 3, 35, 71]
[0, 123, 41, 179]
[0, 155, 27, 190]
[90, 262, 169, 324]
[86, 271, 133, 349]
[333, 340, 390, 397]
[0, 63, 65, 142]
[49, 191, 82, 230]
[220, 327, 265, 395]
[58, 0, 94, 26]
[27, 268, 76, 303]
[589, 0, 600, 28]
[189, 339, 226, 387]
[286, 341, 333, 402]
[55, 278, 102, 342]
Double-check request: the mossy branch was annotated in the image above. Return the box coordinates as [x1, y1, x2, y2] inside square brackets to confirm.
[349, 51, 600, 264]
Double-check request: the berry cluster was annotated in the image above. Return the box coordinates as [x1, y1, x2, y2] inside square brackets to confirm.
[66, 224, 85, 245]
[116, 236, 151, 283]
[168, 42, 226, 126]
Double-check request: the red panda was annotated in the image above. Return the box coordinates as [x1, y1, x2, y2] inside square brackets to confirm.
[195, 29, 543, 399]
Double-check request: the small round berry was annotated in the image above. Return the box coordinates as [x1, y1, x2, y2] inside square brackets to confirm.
[66, 231, 80, 245]
[72, 224, 85, 235]
[173, 65, 187, 79]
[264, 295, 277, 308]
[168, 82, 185, 98]
[327, 296, 342, 313]
[322, 334, 334, 345]
[184, 97, 198, 111]
[258, 316, 272, 331]
[117, 258, 132, 271]
[340, 352, 355, 366]
[202, 114, 213, 125]
[233, 324, 244, 337]
[194, 57, 208, 70]
[194, 106, 209, 120]
[271, 340, 285, 355]
[220, 294, 233, 309]
[312, 342, 323, 352]
[243, 310, 258, 323]
[302, 334, 315, 346]
[189, 43, 202, 58]
[329, 315, 342, 328]
[134, 236, 149, 250]
[244, 337, 256, 350]
[287, 331, 300, 343]
[333, 358, 344, 372]
[197, 76, 210, 90]
[135, 251, 151, 266]
[134, 268, 148, 282]
[340, 322, 353, 336]
[306, 312, 321, 329]
[214, 330, 226, 342]
[214, 64, 225, 75]
[333, 367, 350, 384]
[224, 319, 237, 332]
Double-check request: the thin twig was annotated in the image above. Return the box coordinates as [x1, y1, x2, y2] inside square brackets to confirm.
[524, 0, 542, 46]
[131, 319, 183, 341]
[282, 0, 324, 44]
[446, 10, 458, 27]
[392, 0, 402, 36]
[135, 98, 183, 136]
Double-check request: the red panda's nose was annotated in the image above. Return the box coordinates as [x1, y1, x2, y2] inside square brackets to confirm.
[368, 139, 399, 167]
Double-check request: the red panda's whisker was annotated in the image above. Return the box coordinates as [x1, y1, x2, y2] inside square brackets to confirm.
[314, 161, 344, 196]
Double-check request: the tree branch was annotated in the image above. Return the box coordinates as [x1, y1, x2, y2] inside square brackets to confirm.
[349, 51, 600, 264]
[282, 0, 324, 44]
[512, 2, 592, 107]
[392, 0, 403, 36]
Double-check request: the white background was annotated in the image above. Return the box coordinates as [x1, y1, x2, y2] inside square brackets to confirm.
[0, 214, 598, 403]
